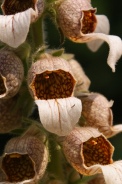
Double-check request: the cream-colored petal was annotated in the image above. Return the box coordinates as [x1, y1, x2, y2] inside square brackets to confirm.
[35, 97, 82, 136]
[79, 32, 122, 72]
[100, 161, 122, 184]
[0, 8, 37, 48]
[87, 15, 110, 52]
[108, 124, 122, 137]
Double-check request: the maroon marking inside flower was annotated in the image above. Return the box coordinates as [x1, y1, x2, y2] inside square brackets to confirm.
[83, 136, 113, 167]
[31, 69, 75, 100]
[2, 153, 35, 182]
[2, 0, 37, 15]
[81, 10, 97, 34]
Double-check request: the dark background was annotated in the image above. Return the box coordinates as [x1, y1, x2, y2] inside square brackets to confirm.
[0, 0, 122, 160]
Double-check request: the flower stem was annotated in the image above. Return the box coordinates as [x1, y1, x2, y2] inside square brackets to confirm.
[48, 135, 65, 182]
[29, 16, 44, 53]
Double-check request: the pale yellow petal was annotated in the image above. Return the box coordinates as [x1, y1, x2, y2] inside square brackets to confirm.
[0, 8, 37, 48]
[79, 32, 122, 72]
[35, 97, 82, 136]
[87, 15, 110, 51]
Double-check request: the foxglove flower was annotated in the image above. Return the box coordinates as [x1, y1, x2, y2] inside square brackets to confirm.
[61, 127, 122, 184]
[0, 0, 44, 48]
[28, 54, 82, 136]
[78, 93, 122, 138]
[1, 131, 48, 183]
[56, 0, 122, 72]
[0, 50, 24, 99]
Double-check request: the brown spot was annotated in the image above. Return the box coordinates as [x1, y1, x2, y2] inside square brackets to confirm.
[81, 10, 97, 34]
[30, 69, 74, 100]
[83, 136, 112, 167]
[0, 75, 6, 95]
[2, 153, 35, 182]
[2, 0, 36, 15]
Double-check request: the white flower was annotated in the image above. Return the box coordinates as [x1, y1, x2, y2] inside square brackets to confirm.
[28, 54, 82, 136]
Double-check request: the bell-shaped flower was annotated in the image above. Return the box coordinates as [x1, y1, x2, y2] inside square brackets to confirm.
[0, 50, 24, 99]
[0, 126, 48, 184]
[78, 92, 122, 138]
[27, 54, 82, 136]
[0, 0, 44, 48]
[56, 0, 122, 72]
[61, 127, 122, 184]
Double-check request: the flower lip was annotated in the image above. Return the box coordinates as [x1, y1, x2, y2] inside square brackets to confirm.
[1, 0, 37, 15]
[30, 69, 75, 100]
[2, 153, 35, 182]
[83, 135, 113, 167]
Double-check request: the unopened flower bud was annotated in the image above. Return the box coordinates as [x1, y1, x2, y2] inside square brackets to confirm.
[68, 59, 91, 95]
[78, 93, 122, 138]
[28, 54, 82, 136]
[1, 135, 48, 183]
[0, 97, 22, 133]
[61, 127, 114, 176]
[0, 50, 24, 99]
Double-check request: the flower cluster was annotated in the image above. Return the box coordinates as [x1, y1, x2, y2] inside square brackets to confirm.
[0, 0, 122, 184]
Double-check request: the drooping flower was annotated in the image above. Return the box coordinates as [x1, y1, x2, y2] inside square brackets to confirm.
[78, 92, 122, 138]
[56, 0, 122, 72]
[27, 53, 82, 136]
[0, 50, 24, 99]
[0, 0, 44, 48]
[1, 126, 48, 184]
[61, 127, 122, 184]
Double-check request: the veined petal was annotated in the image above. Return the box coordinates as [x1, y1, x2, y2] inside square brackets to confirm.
[0, 8, 38, 48]
[35, 97, 82, 136]
[87, 15, 110, 52]
[79, 32, 122, 72]
[100, 161, 122, 184]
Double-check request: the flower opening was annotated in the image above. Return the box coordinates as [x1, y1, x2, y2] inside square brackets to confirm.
[83, 136, 112, 167]
[30, 70, 75, 100]
[1, 0, 37, 15]
[81, 10, 97, 34]
[2, 153, 35, 182]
